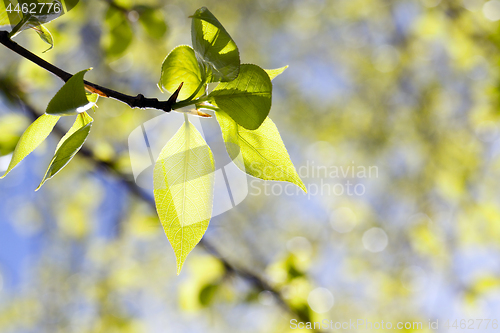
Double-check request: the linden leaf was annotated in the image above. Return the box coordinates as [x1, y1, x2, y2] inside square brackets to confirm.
[265, 65, 288, 80]
[191, 7, 240, 83]
[46, 69, 95, 116]
[32, 24, 54, 52]
[1, 113, 60, 179]
[208, 64, 272, 130]
[154, 118, 215, 274]
[159, 45, 204, 101]
[216, 110, 306, 192]
[36, 112, 93, 190]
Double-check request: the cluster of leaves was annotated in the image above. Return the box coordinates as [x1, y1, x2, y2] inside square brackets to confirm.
[155, 7, 305, 274]
[1, 68, 98, 189]
[0, 2, 99, 184]
[0, 5, 305, 274]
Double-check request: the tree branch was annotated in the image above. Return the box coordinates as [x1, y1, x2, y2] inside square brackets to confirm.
[0, 30, 182, 112]
[0, 80, 315, 327]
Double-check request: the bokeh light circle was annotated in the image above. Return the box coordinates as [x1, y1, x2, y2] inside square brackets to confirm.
[307, 287, 334, 313]
[362, 227, 388, 252]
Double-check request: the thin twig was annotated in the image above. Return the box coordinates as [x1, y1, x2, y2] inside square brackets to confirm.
[0, 30, 182, 112]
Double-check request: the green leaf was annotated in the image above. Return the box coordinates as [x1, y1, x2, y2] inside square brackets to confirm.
[0, 1, 11, 29]
[102, 7, 133, 58]
[1, 113, 60, 179]
[86, 92, 99, 112]
[137, 6, 167, 40]
[216, 110, 306, 192]
[86, 92, 99, 104]
[191, 7, 240, 83]
[9, 14, 43, 38]
[154, 118, 215, 275]
[36, 112, 93, 190]
[31, 24, 53, 52]
[55, 112, 93, 151]
[159, 45, 204, 101]
[265, 65, 288, 80]
[208, 64, 272, 130]
[46, 69, 93, 116]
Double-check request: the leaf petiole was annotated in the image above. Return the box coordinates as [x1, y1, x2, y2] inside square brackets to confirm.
[9, 15, 30, 38]
[172, 95, 211, 110]
[196, 104, 219, 112]
[181, 81, 207, 104]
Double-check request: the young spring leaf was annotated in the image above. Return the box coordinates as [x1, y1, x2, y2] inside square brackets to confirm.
[9, 14, 43, 38]
[46, 69, 94, 116]
[86, 93, 99, 103]
[208, 64, 272, 130]
[36, 112, 93, 190]
[55, 112, 93, 151]
[265, 65, 288, 80]
[154, 118, 215, 275]
[0, 1, 9, 29]
[32, 24, 54, 52]
[159, 45, 204, 101]
[216, 110, 306, 192]
[191, 7, 240, 83]
[0, 114, 60, 179]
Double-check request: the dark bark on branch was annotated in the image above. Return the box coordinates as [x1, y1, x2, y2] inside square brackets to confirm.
[0, 30, 182, 112]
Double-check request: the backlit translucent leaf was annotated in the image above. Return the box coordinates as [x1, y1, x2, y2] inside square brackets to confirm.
[154, 119, 215, 275]
[36, 112, 93, 190]
[191, 7, 240, 82]
[86, 92, 99, 112]
[86, 92, 99, 104]
[9, 14, 45, 38]
[208, 64, 272, 130]
[55, 112, 93, 151]
[216, 110, 306, 192]
[46, 69, 93, 116]
[31, 24, 53, 52]
[265, 65, 288, 80]
[0, 1, 10, 29]
[159, 45, 204, 101]
[1, 113, 60, 179]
